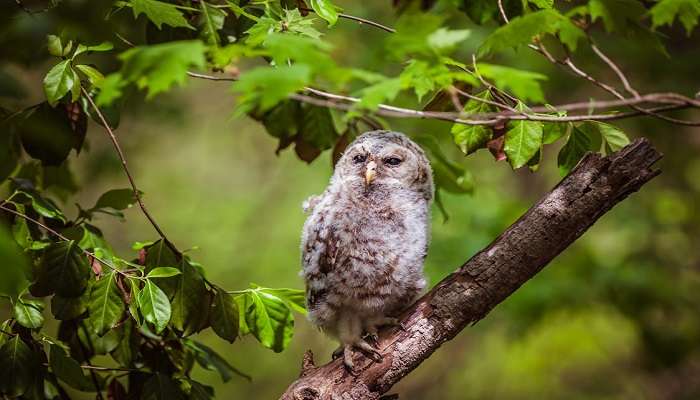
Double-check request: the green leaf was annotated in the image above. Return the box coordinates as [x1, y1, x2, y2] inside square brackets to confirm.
[75, 65, 105, 88]
[260, 288, 307, 315]
[18, 102, 76, 166]
[477, 63, 548, 103]
[593, 121, 630, 152]
[478, 9, 584, 56]
[118, 40, 206, 99]
[426, 28, 471, 53]
[43, 60, 78, 106]
[504, 118, 543, 169]
[47, 35, 63, 57]
[13, 299, 44, 329]
[186, 340, 250, 382]
[141, 373, 186, 400]
[144, 239, 180, 297]
[73, 41, 114, 57]
[18, 188, 67, 222]
[386, 13, 444, 59]
[42, 241, 91, 297]
[49, 344, 93, 390]
[589, 0, 647, 33]
[414, 135, 474, 194]
[210, 289, 239, 343]
[188, 380, 215, 400]
[529, 0, 553, 8]
[309, 0, 338, 26]
[137, 280, 171, 333]
[0, 336, 34, 397]
[282, 8, 323, 39]
[244, 290, 294, 352]
[451, 90, 493, 154]
[94, 188, 138, 210]
[232, 65, 312, 115]
[51, 294, 88, 320]
[557, 125, 596, 175]
[88, 271, 125, 336]
[650, 0, 700, 35]
[96, 73, 126, 106]
[198, 2, 226, 45]
[170, 261, 207, 335]
[300, 105, 338, 151]
[130, 0, 193, 29]
[355, 77, 403, 111]
[0, 226, 30, 298]
[147, 267, 181, 278]
[542, 122, 569, 144]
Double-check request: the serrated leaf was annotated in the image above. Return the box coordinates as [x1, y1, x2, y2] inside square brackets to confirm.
[146, 267, 181, 278]
[244, 290, 294, 352]
[451, 90, 493, 154]
[282, 8, 323, 39]
[13, 299, 44, 329]
[504, 119, 543, 169]
[89, 271, 125, 336]
[0, 336, 34, 397]
[477, 63, 548, 103]
[355, 77, 403, 111]
[49, 344, 93, 390]
[300, 105, 337, 151]
[42, 241, 91, 297]
[650, 0, 700, 35]
[589, 0, 647, 33]
[137, 280, 171, 333]
[198, 2, 226, 45]
[118, 40, 206, 99]
[43, 60, 77, 106]
[309, 0, 338, 26]
[130, 0, 193, 29]
[232, 65, 312, 115]
[427, 28, 471, 53]
[210, 289, 239, 342]
[478, 9, 584, 56]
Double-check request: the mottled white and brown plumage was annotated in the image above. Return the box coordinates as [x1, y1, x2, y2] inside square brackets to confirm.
[300, 130, 433, 369]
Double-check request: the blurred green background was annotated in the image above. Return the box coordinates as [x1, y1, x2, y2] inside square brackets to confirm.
[2, 0, 700, 398]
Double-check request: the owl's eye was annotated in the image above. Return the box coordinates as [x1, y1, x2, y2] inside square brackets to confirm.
[353, 154, 367, 164]
[384, 157, 402, 166]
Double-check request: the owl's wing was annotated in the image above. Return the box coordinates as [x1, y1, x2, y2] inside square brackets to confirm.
[301, 206, 342, 326]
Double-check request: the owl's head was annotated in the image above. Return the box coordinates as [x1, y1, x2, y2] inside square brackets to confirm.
[334, 130, 433, 201]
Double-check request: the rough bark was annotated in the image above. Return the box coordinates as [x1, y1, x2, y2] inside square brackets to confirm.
[281, 139, 662, 400]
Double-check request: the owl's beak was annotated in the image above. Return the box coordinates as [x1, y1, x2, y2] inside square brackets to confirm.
[364, 161, 377, 186]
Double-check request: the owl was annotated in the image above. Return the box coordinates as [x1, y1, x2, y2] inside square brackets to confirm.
[300, 130, 434, 370]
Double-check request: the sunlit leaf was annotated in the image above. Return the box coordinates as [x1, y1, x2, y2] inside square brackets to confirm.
[504, 118, 543, 169]
[13, 299, 44, 329]
[43, 60, 79, 106]
[88, 270, 125, 336]
[198, 2, 226, 45]
[451, 90, 493, 154]
[243, 290, 294, 352]
[137, 280, 171, 333]
[129, 0, 193, 29]
[309, 0, 338, 26]
[650, 0, 700, 35]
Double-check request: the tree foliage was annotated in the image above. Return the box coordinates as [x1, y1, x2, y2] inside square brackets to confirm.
[0, 0, 698, 398]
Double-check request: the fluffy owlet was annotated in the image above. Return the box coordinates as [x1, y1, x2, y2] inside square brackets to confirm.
[300, 130, 433, 369]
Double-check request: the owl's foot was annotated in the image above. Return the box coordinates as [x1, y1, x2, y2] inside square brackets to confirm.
[335, 340, 383, 371]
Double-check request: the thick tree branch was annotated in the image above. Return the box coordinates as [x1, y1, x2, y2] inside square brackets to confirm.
[281, 139, 662, 400]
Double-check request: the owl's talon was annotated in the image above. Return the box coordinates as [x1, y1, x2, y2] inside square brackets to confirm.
[332, 346, 344, 360]
[354, 339, 384, 363]
[342, 345, 355, 371]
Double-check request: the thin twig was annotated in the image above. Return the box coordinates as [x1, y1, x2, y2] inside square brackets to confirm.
[589, 41, 640, 98]
[81, 87, 181, 256]
[187, 71, 697, 125]
[298, 7, 396, 33]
